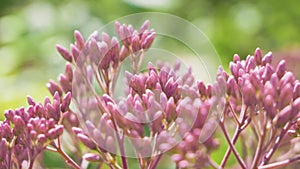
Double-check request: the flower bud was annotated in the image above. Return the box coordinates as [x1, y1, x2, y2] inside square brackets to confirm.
[37, 134, 47, 144]
[262, 51, 272, 66]
[74, 30, 85, 50]
[61, 92, 72, 112]
[140, 137, 152, 156]
[246, 56, 255, 72]
[102, 32, 111, 45]
[173, 60, 181, 71]
[165, 77, 179, 99]
[197, 81, 207, 97]
[65, 63, 73, 82]
[131, 35, 140, 52]
[111, 37, 120, 61]
[165, 98, 177, 122]
[13, 116, 25, 130]
[105, 136, 116, 153]
[46, 103, 56, 121]
[146, 73, 158, 90]
[227, 76, 237, 97]
[93, 129, 105, 145]
[85, 121, 97, 136]
[293, 83, 300, 100]
[276, 60, 286, 79]
[72, 127, 83, 135]
[139, 20, 150, 33]
[151, 111, 163, 133]
[27, 96, 36, 106]
[120, 26, 132, 47]
[178, 160, 189, 168]
[264, 95, 276, 118]
[280, 72, 295, 88]
[270, 73, 278, 88]
[43, 97, 51, 107]
[254, 47, 262, 65]
[233, 54, 240, 63]
[88, 39, 102, 64]
[47, 125, 63, 140]
[291, 97, 300, 117]
[206, 85, 212, 98]
[39, 122, 47, 133]
[56, 44, 72, 62]
[277, 105, 292, 127]
[230, 62, 238, 77]
[58, 74, 72, 93]
[0, 139, 8, 160]
[29, 130, 37, 139]
[243, 81, 257, 107]
[119, 45, 129, 61]
[114, 21, 121, 35]
[70, 44, 80, 61]
[278, 83, 293, 109]
[160, 92, 168, 110]
[238, 68, 245, 77]
[159, 143, 173, 152]
[142, 32, 155, 50]
[4, 109, 15, 121]
[83, 153, 101, 162]
[262, 64, 274, 82]
[77, 133, 96, 149]
[47, 80, 63, 96]
[172, 154, 183, 163]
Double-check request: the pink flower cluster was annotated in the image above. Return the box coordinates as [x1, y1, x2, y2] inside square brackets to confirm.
[0, 92, 70, 168]
[1, 20, 300, 169]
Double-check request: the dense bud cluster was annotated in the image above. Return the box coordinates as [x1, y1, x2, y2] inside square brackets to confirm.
[227, 48, 300, 127]
[217, 48, 300, 168]
[0, 92, 69, 168]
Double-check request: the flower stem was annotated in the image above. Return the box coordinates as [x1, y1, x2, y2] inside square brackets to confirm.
[220, 103, 248, 168]
[220, 121, 247, 169]
[251, 112, 267, 169]
[220, 127, 242, 167]
[149, 154, 163, 169]
[208, 156, 221, 169]
[115, 130, 128, 169]
[260, 122, 292, 166]
[55, 137, 80, 169]
[258, 155, 300, 169]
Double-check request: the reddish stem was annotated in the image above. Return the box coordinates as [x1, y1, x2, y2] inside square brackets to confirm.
[259, 155, 300, 169]
[149, 154, 163, 169]
[220, 103, 248, 168]
[251, 112, 268, 169]
[220, 121, 247, 169]
[260, 122, 292, 166]
[220, 127, 242, 168]
[55, 137, 81, 169]
[115, 131, 128, 169]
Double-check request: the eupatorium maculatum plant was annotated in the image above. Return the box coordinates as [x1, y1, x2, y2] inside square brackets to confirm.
[1, 20, 300, 169]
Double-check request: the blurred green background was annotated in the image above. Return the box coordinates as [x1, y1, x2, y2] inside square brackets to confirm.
[1, 0, 300, 115]
[1, 0, 300, 168]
